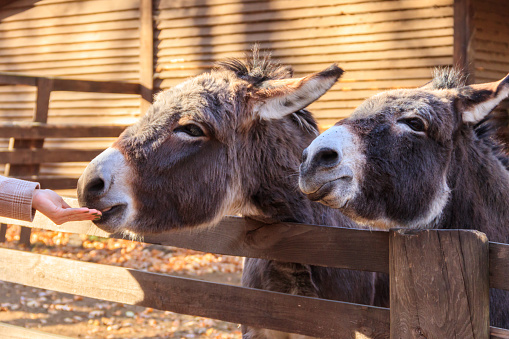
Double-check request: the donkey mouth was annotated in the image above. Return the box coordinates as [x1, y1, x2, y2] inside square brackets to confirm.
[306, 176, 352, 202]
[94, 204, 127, 226]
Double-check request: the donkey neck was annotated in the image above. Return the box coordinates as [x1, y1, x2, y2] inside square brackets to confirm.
[240, 120, 352, 228]
[440, 132, 509, 242]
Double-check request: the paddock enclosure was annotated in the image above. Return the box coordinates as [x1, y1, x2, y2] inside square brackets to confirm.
[0, 0, 509, 338]
[2, 206, 509, 338]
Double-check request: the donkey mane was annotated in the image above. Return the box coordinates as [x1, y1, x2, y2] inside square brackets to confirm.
[213, 47, 293, 85]
[430, 67, 467, 90]
[431, 67, 509, 169]
[214, 49, 319, 135]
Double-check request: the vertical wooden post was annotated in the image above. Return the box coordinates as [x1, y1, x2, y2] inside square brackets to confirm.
[139, 0, 154, 115]
[390, 229, 489, 339]
[453, 0, 475, 83]
[0, 223, 6, 242]
[5, 77, 53, 246]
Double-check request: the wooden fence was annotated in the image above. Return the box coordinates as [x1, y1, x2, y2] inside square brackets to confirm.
[0, 72, 147, 245]
[1, 201, 509, 339]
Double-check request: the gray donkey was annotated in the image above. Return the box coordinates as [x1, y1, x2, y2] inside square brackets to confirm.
[300, 68, 509, 328]
[78, 50, 379, 338]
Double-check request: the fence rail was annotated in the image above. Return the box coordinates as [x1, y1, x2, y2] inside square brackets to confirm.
[1, 198, 509, 338]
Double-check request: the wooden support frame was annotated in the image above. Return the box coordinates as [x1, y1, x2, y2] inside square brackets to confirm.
[139, 0, 154, 114]
[4, 77, 54, 246]
[1, 210, 509, 338]
[390, 229, 490, 338]
[0, 73, 141, 244]
[454, 0, 475, 83]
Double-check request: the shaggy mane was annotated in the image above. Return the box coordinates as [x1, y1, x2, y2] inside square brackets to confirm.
[429, 67, 509, 168]
[213, 45, 293, 85]
[431, 67, 467, 90]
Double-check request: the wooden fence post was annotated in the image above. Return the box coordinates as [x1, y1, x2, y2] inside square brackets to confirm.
[389, 229, 490, 339]
[4, 77, 53, 246]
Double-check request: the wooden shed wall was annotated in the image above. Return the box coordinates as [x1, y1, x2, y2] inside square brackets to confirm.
[471, 0, 508, 83]
[470, 0, 509, 142]
[154, 0, 455, 128]
[0, 0, 142, 177]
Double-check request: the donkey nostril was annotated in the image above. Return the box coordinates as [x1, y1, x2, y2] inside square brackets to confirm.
[316, 148, 340, 168]
[86, 177, 106, 195]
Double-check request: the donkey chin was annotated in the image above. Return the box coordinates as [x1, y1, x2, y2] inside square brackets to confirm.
[299, 164, 358, 210]
[77, 147, 137, 234]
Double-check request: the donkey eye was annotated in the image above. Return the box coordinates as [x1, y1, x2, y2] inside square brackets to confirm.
[399, 118, 426, 132]
[175, 124, 205, 137]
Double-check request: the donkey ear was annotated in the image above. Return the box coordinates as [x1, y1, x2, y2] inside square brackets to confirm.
[459, 74, 509, 123]
[251, 64, 343, 120]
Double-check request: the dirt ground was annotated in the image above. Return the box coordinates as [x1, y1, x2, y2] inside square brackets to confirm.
[0, 225, 243, 339]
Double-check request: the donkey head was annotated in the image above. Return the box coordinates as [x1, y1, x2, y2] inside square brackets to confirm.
[78, 52, 343, 235]
[299, 70, 509, 229]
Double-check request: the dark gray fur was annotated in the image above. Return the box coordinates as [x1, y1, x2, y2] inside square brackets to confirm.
[317, 69, 509, 328]
[108, 51, 379, 337]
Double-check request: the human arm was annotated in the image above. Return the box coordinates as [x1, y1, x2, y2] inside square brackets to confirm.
[0, 175, 101, 224]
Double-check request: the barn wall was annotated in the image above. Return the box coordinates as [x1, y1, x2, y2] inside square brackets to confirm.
[471, 0, 508, 83]
[0, 0, 142, 178]
[154, 0, 455, 129]
[470, 0, 509, 142]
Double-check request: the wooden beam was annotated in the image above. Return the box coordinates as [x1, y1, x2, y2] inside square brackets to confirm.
[491, 327, 509, 339]
[0, 223, 6, 242]
[5, 78, 53, 246]
[453, 0, 475, 83]
[0, 208, 390, 274]
[0, 123, 127, 139]
[0, 322, 74, 339]
[0, 72, 141, 95]
[139, 0, 154, 114]
[0, 247, 390, 338]
[0, 149, 105, 164]
[390, 229, 490, 339]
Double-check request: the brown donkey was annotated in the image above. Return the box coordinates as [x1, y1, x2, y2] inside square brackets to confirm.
[300, 69, 509, 327]
[78, 51, 377, 338]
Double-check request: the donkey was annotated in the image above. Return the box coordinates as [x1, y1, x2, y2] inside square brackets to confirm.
[77, 51, 378, 338]
[299, 68, 509, 327]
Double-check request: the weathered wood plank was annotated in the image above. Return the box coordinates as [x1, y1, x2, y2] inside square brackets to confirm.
[139, 0, 154, 113]
[0, 198, 390, 273]
[29, 177, 79, 191]
[0, 322, 74, 339]
[0, 73, 141, 95]
[0, 149, 104, 164]
[156, 0, 452, 29]
[0, 247, 390, 338]
[453, 0, 474, 81]
[489, 242, 509, 291]
[0, 123, 127, 138]
[389, 229, 490, 339]
[491, 327, 509, 339]
[0, 223, 6, 242]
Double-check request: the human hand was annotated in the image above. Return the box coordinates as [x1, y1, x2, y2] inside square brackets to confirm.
[32, 189, 102, 225]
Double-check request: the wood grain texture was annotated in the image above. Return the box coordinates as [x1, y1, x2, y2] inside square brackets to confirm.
[489, 242, 509, 291]
[0, 149, 104, 164]
[0, 322, 74, 339]
[0, 123, 127, 139]
[0, 201, 390, 273]
[0, 247, 390, 338]
[139, 0, 154, 113]
[0, 223, 6, 242]
[389, 229, 490, 339]
[491, 327, 509, 339]
[453, 0, 474, 81]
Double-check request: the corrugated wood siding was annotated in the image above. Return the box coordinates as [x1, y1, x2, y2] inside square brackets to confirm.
[154, 0, 454, 128]
[471, 0, 509, 143]
[471, 0, 508, 83]
[0, 0, 141, 177]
